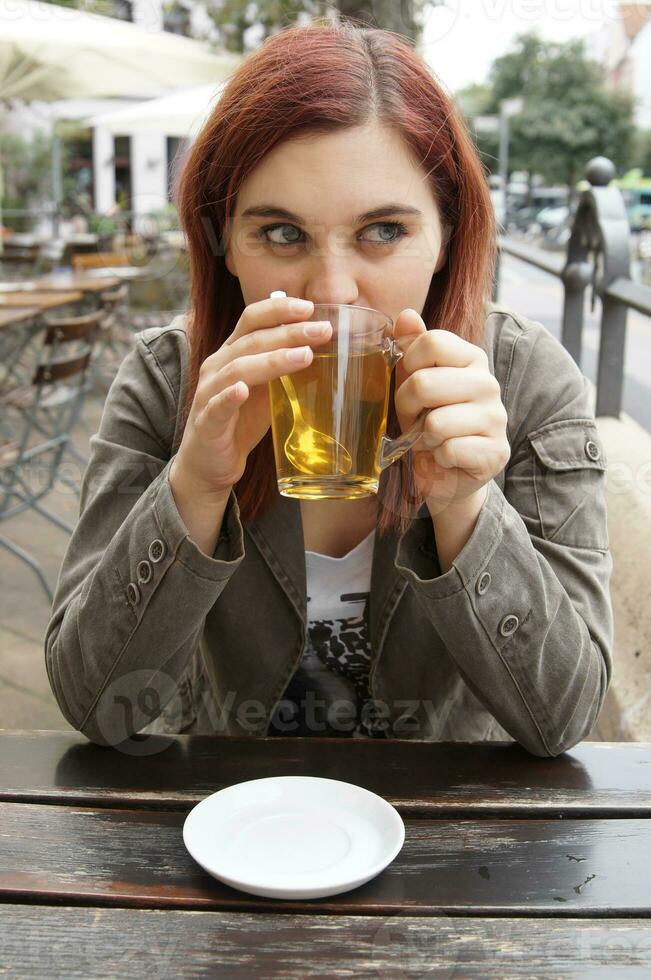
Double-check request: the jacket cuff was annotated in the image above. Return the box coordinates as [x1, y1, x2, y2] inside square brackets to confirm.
[154, 464, 245, 579]
[395, 479, 504, 599]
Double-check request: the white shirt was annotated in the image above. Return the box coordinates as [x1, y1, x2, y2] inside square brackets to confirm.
[268, 529, 387, 738]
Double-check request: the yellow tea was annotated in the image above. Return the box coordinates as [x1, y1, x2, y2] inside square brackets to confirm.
[269, 348, 390, 499]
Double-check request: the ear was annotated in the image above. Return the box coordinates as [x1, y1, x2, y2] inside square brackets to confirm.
[433, 246, 447, 274]
[432, 223, 451, 274]
[225, 241, 236, 277]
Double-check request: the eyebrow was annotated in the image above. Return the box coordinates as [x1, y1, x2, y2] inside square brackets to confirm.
[240, 203, 423, 224]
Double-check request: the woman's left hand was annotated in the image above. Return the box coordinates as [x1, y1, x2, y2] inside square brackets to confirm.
[393, 309, 511, 517]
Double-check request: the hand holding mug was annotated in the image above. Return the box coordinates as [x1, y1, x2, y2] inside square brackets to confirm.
[393, 310, 511, 515]
[170, 295, 332, 499]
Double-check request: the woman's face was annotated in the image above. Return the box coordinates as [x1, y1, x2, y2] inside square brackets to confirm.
[224, 121, 447, 323]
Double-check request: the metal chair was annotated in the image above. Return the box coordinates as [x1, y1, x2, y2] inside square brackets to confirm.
[83, 283, 133, 394]
[0, 309, 104, 600]
[0, 242, 45, 281]
[0, 313, 44, 401]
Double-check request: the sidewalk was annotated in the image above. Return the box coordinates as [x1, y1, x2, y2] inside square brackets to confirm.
[593, 412, 651, 741]
[0, 394, 103, 731]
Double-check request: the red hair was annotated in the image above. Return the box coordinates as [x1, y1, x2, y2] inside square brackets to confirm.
[176, 19, 496, 537]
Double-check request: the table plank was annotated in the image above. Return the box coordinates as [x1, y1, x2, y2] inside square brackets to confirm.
[34, 273, 120, 293]
[1, 802, 648, 915]
[82, 266, 146, 280]
[0, 906, 649, 979]
[0, 291, 82, 309]
[0, 307, 39, 329]
[1, 732, 650, 816]
[0, 282, 38, 293]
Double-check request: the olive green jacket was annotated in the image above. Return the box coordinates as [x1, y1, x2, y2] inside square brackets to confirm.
[45, 305, 613, 756]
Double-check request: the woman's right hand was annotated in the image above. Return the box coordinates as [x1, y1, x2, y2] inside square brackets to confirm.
[170, 294, 332, 499]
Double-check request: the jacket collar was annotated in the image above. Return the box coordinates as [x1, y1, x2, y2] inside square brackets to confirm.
[246, 487, 407, 653]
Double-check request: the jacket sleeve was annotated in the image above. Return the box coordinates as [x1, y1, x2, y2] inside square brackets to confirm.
[394, 321, 614, 757]
[44, 332, 245, 746]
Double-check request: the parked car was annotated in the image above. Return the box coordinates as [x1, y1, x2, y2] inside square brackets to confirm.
[506, 187, 569, 235]
[622, 187, 651, 231]
[534, 205, 570, 232]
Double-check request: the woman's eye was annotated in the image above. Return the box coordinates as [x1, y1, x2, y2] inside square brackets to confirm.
[260, 224, 304, 246]
[361, 222, 408, 245]
[258, 221, 408, 248]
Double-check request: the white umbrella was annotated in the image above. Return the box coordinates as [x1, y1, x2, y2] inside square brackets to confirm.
[0, 0, 240, 100]
[86, 83, 227, 138]
[0, 0, 240, 249]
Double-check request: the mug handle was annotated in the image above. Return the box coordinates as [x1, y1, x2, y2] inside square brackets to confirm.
[378, 335, 429, 470]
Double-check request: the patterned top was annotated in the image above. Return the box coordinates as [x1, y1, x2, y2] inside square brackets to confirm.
[267, 529, 388, 738]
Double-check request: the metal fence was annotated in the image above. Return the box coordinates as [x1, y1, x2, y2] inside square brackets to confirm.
[493, 157, 651, 418]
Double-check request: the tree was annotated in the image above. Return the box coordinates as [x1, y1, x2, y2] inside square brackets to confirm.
[0, 125, 54, 230]
[201, 0, 318, 53]
[464, 33, 635, 190]
[336, 0, 427, 40]
[202, 0, 427, 54]
[633, 130, 651, 177]
[38, 0, 118, 13]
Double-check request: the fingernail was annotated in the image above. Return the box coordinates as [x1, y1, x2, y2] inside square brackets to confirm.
[304, 321, 330, 337]
[289, 298, 313, 313]
[287, 346, 311, 363]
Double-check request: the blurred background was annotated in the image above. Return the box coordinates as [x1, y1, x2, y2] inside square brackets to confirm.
[1, 0, 649, 739]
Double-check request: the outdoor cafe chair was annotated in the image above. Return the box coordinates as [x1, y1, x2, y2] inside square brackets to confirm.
[0, 316, 44, 401]
[0, 308, 104, 601]
[71, 251, 130, 271]
[0, 242, 47, 281]
[83, 283, 133, 392]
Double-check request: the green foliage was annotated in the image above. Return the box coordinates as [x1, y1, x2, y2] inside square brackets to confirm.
[0, 128, 54, 227]
[37, 0, 118, 13]
[510, 88, 634, 187]
[202, 0, 425, 53]
[86, 213, 119, 236]
[456, 83, 494, 119]
[461, 32, 636, 188]
[633, 130, 651, 176]
[202, 0, 322, 52]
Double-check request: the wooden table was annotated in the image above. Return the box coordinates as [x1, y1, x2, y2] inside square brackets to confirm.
[35, 268, 146, 292]
[0, 306, 40, 330]
[1, 733, 649, 977]
[81, 266, 147, 280]
[1, 270, 141, 304]
[34, 272, 121, 293]
[0, 290, 82, 310]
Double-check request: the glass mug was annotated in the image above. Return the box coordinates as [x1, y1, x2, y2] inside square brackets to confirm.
[267, 292, 427, 499]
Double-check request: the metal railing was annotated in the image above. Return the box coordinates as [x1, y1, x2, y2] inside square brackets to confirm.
[494, 157, 651, 418]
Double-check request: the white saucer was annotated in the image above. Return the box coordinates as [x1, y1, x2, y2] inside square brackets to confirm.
[183, 775, 405, 899]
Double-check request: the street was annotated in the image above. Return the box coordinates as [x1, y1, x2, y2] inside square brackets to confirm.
[498, 254, 651, 433]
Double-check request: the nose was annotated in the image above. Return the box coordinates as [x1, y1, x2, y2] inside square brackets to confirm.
[302, 244, 361, 307]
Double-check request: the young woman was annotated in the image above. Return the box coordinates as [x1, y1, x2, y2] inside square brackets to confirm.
[45, 20, 613, 755]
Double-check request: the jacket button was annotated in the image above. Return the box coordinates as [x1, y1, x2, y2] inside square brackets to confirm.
[361, 700, 390, 734]
[126, 582, 141, 605]
[499, 614, 519, 637]
[148, 538, 166, 563]
[585, 440, 601, 461]
[137, 560, 152, 585]
[476, 571, 491, 595]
